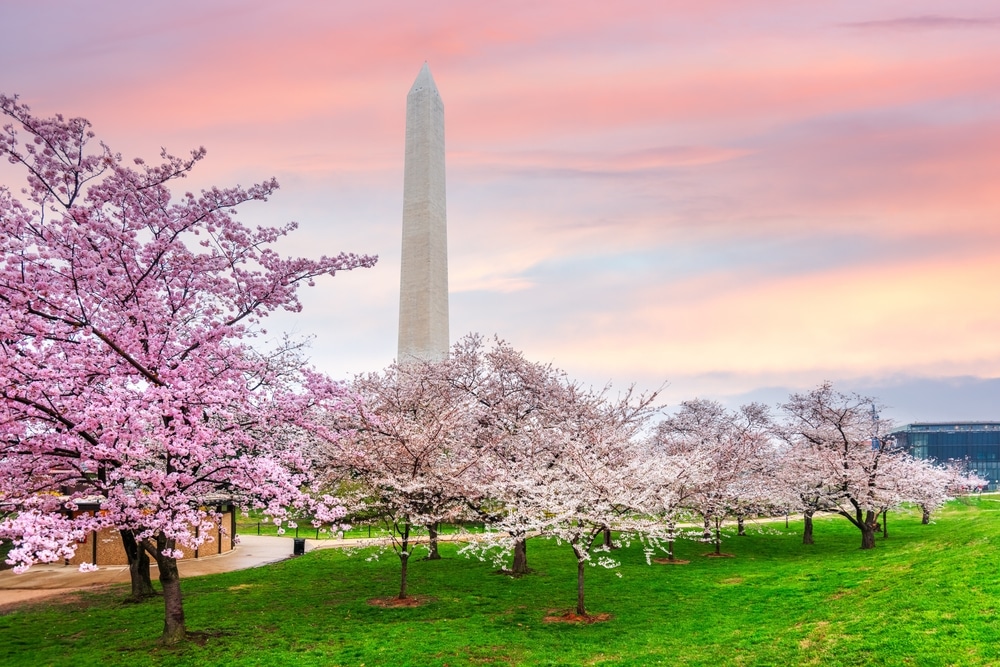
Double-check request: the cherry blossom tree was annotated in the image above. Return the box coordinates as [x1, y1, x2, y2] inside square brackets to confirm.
[445, 334, 570, 575]
[0, 95, 374, 643]
[465, 374, 662, 617]
[725, 403, 779, 537]
[779, 383, 908, 550]
[314, 356, 483, 601]
[657, 399, 773, 555]
[534, 385, 662, 616]
[773, 442, 832, 545]
[911, 460, 988, 523]
[899, 458, 975, 525]
[641, 428, 713, 562]
[950, 466, 989, 501]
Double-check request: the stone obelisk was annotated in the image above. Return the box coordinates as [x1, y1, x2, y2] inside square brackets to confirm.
[398, 63, 449, 363]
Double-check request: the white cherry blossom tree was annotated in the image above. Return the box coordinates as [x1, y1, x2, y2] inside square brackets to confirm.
[779, 383, 908, 550]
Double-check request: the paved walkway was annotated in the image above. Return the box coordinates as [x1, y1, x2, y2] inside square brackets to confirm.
[0, 533, 464, 608]
[0, 535, 316, 607]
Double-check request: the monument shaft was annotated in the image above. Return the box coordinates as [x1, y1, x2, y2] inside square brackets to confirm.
[398, 63, 449, 362]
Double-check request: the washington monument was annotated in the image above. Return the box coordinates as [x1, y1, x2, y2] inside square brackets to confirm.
[398, 63, 449, 362]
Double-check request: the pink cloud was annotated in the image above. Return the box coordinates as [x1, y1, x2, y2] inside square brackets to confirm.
[4, 0, 1000, 413]
[452, 146, 749, 173]
[842, 15, 1000, 30]
[538, 249, 1000, 381]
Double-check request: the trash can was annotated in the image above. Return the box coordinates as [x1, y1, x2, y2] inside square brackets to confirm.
[293, 538, 306, 556]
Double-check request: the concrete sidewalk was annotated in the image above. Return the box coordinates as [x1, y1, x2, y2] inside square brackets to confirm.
[0, 534, 308, 607]
[0, 532, 465, 608]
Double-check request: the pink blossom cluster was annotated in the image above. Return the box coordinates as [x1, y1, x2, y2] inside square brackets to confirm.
[0, 95, 373, 641]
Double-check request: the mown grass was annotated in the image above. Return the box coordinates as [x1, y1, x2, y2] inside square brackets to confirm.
[235, 515, 482, 540]
[3, 499, 999, 666]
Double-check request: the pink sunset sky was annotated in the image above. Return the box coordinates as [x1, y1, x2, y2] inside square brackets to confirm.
[3, 0, 999, 423]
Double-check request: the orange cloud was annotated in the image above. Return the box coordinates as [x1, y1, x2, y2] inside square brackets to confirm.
[5, 0, 1000, 413]
[541, 249, 1000, 381]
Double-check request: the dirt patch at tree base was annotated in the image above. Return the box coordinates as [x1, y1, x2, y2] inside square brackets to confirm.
[543, 611, 613, 624]
[367, 595, 434, 608]
[652, 558, 690, 565]
[703, 552, 735, 558]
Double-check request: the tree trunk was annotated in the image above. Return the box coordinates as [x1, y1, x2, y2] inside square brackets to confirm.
[603, 526, 614, 549]
[398, 522, 411, 599]
[152, 535, 185, 644]
[424, 522, 441, 560]
[921, 506, 931, 524]
[860, 526, 876, 550]
[737, 515, 746, 536]
[121, 529, 156, 601]
[702, 516, 711, 541]
[573, 546, 587, 616]
[511, 538, 529, 575]
[881, 510, 888, 538]
[860, 511, 877, 550]
[714, 517, 722, 555]
[802, 510, 814, 545]
[666, 519, 676, 561]
[398, 552, 409, 600]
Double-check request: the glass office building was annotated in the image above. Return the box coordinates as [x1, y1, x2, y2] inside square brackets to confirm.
[892, 422, 1000, 490]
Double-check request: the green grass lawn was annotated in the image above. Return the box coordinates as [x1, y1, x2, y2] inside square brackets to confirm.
[3, 500, 999, 666]
[235, 515, 482, 540]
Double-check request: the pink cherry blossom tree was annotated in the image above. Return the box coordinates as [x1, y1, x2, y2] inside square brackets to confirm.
[0, 95, 374, 643]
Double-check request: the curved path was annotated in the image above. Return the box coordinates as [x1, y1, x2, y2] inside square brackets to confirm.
[0, 534, 310, 608]
[0, 532, 462, 609]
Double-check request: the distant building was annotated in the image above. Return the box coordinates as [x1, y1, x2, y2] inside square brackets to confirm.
[892, 422, 1000, 490]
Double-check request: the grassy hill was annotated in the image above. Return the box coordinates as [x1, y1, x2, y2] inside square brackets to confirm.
[2, 498, 998, 666]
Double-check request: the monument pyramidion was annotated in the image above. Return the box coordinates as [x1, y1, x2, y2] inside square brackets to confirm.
[397, 63, 450, 363]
